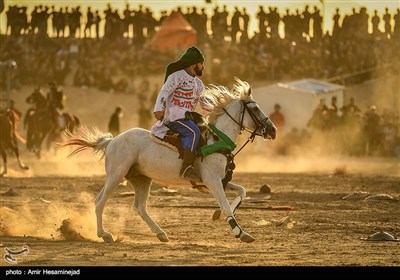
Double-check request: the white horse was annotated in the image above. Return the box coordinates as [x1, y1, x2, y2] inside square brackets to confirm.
[60, 78, 277, 243]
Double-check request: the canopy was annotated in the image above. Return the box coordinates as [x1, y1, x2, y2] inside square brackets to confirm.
[148, 12, 197, 52]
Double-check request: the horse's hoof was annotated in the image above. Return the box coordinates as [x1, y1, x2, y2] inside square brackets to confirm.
[0, 173, 4, 178]
[156, 232, 169, 242]
[102, 233, 116, 243]
[240, 232, 255, 243]
[212, 209, 221, 221]
[22, 166, 29, 170]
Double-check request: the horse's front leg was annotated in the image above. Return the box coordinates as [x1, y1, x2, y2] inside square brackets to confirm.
[35, 132, 48, 158]
[45, 131, 55, 151]
[212, 181, 246, 221]
[11, 145, 29, 171]
[203, 175, 255, 243]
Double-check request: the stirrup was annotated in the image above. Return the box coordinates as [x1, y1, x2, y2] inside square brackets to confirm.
[181, 166, 200, 181]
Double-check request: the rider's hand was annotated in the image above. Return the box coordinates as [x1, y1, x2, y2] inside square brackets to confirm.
[154, 111, 164, 121]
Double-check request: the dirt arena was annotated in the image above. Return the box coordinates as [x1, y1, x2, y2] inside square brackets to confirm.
[1, 152, 399, 267]
[1, 85, 399, 267]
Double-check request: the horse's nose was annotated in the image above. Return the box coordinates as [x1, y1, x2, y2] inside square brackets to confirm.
[271, 126, 277, 139]
[266, 125, 277, 140]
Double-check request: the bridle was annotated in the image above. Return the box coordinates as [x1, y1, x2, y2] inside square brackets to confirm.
[222, 99, 271, 156]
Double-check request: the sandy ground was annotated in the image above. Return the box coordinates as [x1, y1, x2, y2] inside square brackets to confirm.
[1, 84, 399, 269]
[0, 154, 399, 267]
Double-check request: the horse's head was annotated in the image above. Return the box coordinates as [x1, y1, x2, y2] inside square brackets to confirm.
[232, 78, 277, 140]
[202, 78, 277, 140]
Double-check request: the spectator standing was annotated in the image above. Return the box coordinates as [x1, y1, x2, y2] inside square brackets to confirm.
[269, 103, 285, 134]
[363, 105, 381, 155]
[108, 106, 123, 136]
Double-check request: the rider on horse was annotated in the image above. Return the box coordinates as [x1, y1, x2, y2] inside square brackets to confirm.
[24, 86, 47, 128]
[47, 81, 66, 132]
[25, 87, 47, 112]
[151, 45, 207, 181]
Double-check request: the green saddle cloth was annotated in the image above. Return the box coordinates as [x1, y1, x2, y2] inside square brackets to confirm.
[200, 124, 236, 157]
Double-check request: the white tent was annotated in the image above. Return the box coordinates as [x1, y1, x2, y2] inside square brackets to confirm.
[253, 79, 344, 133]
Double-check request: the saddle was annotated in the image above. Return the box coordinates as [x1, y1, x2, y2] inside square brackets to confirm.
[151, 130, 206, 159]
[150, 112, 237, 192]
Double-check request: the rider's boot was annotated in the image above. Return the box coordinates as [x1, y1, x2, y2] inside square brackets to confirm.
[180, 149, 200, 181]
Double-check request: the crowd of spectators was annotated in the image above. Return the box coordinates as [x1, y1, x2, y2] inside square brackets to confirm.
[1, 3, 399, 91]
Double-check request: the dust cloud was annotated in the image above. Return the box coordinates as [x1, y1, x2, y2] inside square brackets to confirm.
[5, 148, 105, 178]
[346, 69, 399, 113]
[0, 191, 98, 241]
[236, 153, 400, 176]
[234, 133, 400, 177]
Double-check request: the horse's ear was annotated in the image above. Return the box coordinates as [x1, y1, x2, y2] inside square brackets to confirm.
[244, 86, 252, 98]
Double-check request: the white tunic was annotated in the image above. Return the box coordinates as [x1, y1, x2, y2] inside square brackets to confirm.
[151, 70, 205, 138]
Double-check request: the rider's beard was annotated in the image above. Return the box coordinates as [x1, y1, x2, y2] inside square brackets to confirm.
[194, 65, 203, 77]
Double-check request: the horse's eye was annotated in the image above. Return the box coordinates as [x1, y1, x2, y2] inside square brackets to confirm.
[253, 107, 259, 112]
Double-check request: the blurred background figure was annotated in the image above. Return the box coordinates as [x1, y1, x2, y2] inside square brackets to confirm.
[269, 103, 285, 135]
[108, 106, 122, 136]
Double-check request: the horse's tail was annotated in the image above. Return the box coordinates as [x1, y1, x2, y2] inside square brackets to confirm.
[58, 126, 113, 159]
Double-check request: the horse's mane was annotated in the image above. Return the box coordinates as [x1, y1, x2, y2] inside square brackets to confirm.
[201, 78, 251, 123]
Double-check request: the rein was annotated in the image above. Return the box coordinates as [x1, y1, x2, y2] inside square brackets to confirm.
[222, 100, 268, 157]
